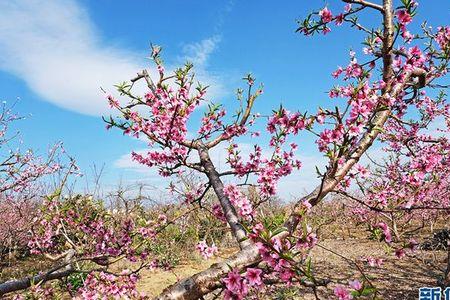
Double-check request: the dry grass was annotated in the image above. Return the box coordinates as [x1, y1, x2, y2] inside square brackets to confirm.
[310, 239, 447, 299]
[137, 248, 237, 297]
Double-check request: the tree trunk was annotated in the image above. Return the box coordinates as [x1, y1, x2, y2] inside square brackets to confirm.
[198, 145, 251, 249]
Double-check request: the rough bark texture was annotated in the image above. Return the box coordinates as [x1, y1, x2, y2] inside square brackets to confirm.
[156, 245, 260, 299]
[198, 144, 252, 249]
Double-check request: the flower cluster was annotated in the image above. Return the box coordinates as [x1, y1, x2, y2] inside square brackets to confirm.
[334, 280, 363, 300]
[255, 239, 295, 283]
[106, 62, 206, 177]
[28, 195, 160, 264]
[196, 240, 218, 259]
[223, 184, 254, 220]
[295, 224, 318, 250]
[222, 268, 263, 299]
[76, 271, 147, 299]
[212, 203, 226, 222]
[435, 26, 450, 52]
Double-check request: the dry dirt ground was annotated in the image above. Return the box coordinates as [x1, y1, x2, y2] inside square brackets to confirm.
[139, 239, 448, 299]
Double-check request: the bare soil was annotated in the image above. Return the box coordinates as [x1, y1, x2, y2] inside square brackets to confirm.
[138, 239, 447, 299]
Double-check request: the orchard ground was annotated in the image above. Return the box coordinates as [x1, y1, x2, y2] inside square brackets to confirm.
[1, 210, 448, 300]
[139, 232, 447, 299]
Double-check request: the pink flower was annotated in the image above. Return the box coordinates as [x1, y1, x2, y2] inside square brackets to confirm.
[319, 7, 333, 23]
[316, 113, 326, 124]
[344, 3, 352, 12]
[223, 270, 242, 291]
[332, 67, 343, 78]
[335, 14, 344, 26]
[245, 268, 263, 286]
[334, 285, 352, 300]
[349, 279, 362, 290]
[106, 95, 119, 108]
[365, 256, 383, 267]
[435, 26, 450, 50]
[348, 124, 362, 136]
[402, 30, 414, 43]
[396, 10, 412, 25]
[355, 165, 369, 178]
[196, 240, 218, 259]
[395, 248, 406, 259]
[376, 222, 392, 244]
[212, 203, 226, 222]
[279, 269, 295, 282]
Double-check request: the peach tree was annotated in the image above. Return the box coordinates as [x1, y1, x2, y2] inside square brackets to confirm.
[0, 0, 448, 299]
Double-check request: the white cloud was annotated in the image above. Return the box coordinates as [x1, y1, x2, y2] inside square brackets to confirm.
[182, 36, 221, 67]
[0, 0, 225, 116]
[114, 150, 155, 174]
[179, 35, 226, 103]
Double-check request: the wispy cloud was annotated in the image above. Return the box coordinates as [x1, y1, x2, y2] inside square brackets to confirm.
[179, 35, 226, 103]
[0, 0, 225, 116]
[182, 36, 221, 67]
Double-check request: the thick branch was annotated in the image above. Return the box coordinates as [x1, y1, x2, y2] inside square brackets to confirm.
[381, 0, 394, 88]
[0, 250, 75, 297]
[286, 70, 422, 232]
[155, 245, 259, 299]
[198, 145, 251, 249]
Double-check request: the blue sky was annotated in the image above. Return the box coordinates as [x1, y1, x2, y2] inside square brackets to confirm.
[0, 0, 448, 199]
